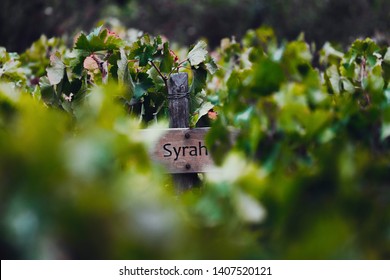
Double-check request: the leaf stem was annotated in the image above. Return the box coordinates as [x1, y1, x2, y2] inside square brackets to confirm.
[170, 59, 189, 75]
[149, 60, 168, 88]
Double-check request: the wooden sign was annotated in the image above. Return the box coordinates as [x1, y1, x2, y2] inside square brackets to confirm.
[141, 127, 215, 173]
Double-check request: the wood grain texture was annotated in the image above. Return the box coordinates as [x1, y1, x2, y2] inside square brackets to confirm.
[168, 73, 189, 128]
[168, 73, 200, 191]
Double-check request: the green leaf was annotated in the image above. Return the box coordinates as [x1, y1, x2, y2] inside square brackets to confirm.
[62, 77, 82, 96]
[188, 41, 208, 67]
[154, 35, 163, 47]
[384, 47, 390, 63]
[159, 42, 174, 74]
[117, 50, 134, 86]
[249, 57, 285, 96]
[87, 26, 103, 40]
[133, 44, 155, 67]
[234, 106, 254, 125]
[74, 33, 90, 51]
[117, 49, 135, 100]
[190, 89, 207, 116]
[191, 100, 214, 126]
[367, 65, 385, 97]
[340, 59, 356, 79]
[191, 66, 207, 95]
[0, 48, 27, 86]
[381, 122, 390, 140]
[325, 65, 341, 94]
[134, 73, 154, 100]
[206, 118, 232, 165]
[74, 27, 124, 52]
[92, 28, 124, 51]
[319, 42, 344, 65]
[46, 52, 65, 85]
[205, 59, 218, 75]
[39, 76, 57, 105]
[68, 49, 89, 77]
[341, 78, 355, 93]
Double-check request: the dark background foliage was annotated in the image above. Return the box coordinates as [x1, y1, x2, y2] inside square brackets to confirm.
[1, 0, 390, 52]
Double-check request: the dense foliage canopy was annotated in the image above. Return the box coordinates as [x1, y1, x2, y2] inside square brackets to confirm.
[1, 23, 390, 259]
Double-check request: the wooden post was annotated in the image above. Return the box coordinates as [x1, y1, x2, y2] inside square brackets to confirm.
[168, 73, 200, 192]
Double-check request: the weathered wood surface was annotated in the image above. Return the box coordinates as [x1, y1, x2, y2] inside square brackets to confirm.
[168, 73, 200, 191]
[168, 73, 190, 128]
[142, 128, 215, 173]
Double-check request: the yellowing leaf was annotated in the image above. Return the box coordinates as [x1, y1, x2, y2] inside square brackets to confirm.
[187, 41, 208, 66]
[46, 53, 65, 85]
[83, 56, 99, 71]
